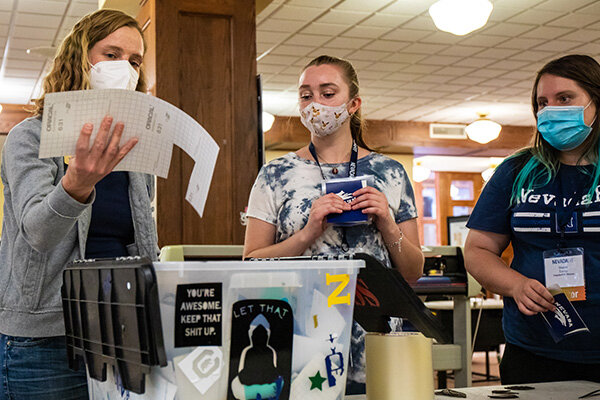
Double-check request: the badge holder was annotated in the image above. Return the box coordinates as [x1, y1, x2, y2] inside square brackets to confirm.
[61, 256, 167, 394]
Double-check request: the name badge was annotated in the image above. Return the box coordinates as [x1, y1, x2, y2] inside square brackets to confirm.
[543, 247, 586, 301]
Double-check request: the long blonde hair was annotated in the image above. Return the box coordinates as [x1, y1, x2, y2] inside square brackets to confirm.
[32, 9, 146, 115]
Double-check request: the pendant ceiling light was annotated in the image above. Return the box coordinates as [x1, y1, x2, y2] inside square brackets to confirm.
[262, 111, 275, 133]
[429, 0, 493, 36]
[465, 113, 502, 144]
[413, 161, 432, 183]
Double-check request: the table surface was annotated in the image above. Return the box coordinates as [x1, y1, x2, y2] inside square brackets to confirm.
[345, 380, 600, 400]
[425, 298, 504, 310]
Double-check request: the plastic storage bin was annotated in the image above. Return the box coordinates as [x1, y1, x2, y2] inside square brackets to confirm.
[88, 258, 363, 400]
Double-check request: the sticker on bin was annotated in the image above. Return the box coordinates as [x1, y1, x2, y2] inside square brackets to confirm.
[228, 299, 293, 400]
[175, 283, 223, 347]
[177, 347, 223, 394]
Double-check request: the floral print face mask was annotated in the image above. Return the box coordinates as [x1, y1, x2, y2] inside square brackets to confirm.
[299, 101, 350, 137]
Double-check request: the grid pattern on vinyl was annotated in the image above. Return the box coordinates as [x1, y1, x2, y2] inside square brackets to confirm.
[40, 90, 174, 178]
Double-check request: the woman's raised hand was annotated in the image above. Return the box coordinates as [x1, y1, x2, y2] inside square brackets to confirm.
[350, 186, 396, 234]
[62, 115, 138, 202]
[302, 192, 351, 242]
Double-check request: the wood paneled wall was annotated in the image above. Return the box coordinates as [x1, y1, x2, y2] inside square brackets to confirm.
[0, 104, 31, 134]
[139, 0, 258, 247]
[266, 116, 535, 157]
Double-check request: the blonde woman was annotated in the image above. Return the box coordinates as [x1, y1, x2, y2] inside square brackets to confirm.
[0, 9, 158, 399]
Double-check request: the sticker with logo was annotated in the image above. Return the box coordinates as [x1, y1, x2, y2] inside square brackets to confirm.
[177, 347, 223, 394]
[228, 299, 293, 400]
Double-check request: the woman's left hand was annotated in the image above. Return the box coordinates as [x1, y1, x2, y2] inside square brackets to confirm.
[350, 186, 396, 234]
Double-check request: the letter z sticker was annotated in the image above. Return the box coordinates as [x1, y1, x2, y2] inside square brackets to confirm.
[326, 273, 351, 307]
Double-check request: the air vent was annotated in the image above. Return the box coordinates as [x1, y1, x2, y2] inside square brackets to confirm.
[429, 123, 467, 139]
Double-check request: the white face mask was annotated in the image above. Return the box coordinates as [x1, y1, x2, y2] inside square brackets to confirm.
[89, 60, 139, 91]
[299, 101, 351, 137]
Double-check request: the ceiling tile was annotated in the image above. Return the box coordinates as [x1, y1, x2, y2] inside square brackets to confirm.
[334, 0, 394, 13]
[447, 76, 488, 86]
[509, 49, 555, 62]
[507, 9, 563, 25]
[270, 44, 315, 56]
[361, 40, 410, 52]
[492, 59, 530, 70]
[510, 80, 535, 90]
[260, 18, 306, 33]
[498, 70, 535, 81]
[488, 7, 525, 22]
[286, 0, 336, 7]
[400, 16, 438, 31]
[342, 25, 390, 39]
[439, 45, 485, 57]
[12, 25, 55, 40]
[575, 2, 600, 15]
[301, 22, 348, 36]
[66, 3, 96, 17]
[547, 13, 599, 28]
[268, 5, 324, 21]
[284, 33, 330, 47]
[471, 48, 520, 60]
[259, 53, 300, 66]
[361, 13, 412, 28]
[326, 36, 371, 49]
[418, 55, 461, 66]
[382, 52, 427, 63]
[533, 0, 596, 11]
[496, 37, 545, 50]
[262, 82, 296, 91]
[316, 10, 369, 25]
[560, 29, 600, 42]
[435, 66, 476, 76]
[401, 42, 447, 55]
[379, 1, 433, 15]
[453, 57, 496, 68]
[368, 62, 408, 72]
[257, 30, 285, 44]
[7, 37, 53, 49]
[481, 78, 519, 88]
[458, 34, 509, 47]
[419, 32, 463, 45]
[5, 58, 43, 70]
[307, 47, 352, 59]
[434, 84, 469, 93]
[534, 40, 579, 52]
[403, 64, 440, 74]
[521, 26, 574, 40]
[0, 10, 10, 24]
[382, 28, 431, 42]
[385, 72, 424, 82]
[358, 70, 392, 80]
[3, 68, 41, 79]
[17, 0, 66, 15]
[569, 42, 600, 55]
[257, 64, 288, 74]
[415, 74, 454, 83]
[267, 74, 297, 84]
[349, 49, 393, 61]
[481, 22, 535, 37]
[493, 0, 546, 8]
[469, 68, 508, 78]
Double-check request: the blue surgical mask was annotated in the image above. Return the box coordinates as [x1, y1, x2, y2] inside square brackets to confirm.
[537, 101, 595, 151]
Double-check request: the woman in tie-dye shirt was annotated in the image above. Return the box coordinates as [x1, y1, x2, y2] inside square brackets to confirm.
[243, 55, 424, 394]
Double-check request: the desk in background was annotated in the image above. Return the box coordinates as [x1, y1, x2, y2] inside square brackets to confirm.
[346, 380, 600, 400]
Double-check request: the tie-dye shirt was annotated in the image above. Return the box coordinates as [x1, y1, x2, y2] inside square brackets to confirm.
[246, 151, 417, 384]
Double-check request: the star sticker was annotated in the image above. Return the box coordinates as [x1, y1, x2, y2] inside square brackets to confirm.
[309, 371, 327, 391]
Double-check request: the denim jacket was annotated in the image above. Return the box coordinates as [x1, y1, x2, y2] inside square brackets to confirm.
[0, 117, 159, 337]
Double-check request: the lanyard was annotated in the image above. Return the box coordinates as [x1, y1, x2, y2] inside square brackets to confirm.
[308, 140, 359, 252]
[556, 176, 580, 248]
[308, 140, 358, 180]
